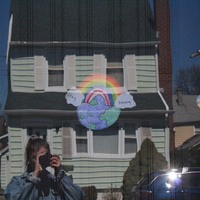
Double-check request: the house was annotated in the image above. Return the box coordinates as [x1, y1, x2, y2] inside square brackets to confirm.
[173, 89, 200, 148]
[2, 0, 173, 193]
[0, 116, 8, 189]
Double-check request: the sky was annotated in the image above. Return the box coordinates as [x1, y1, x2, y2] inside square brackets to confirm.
[0, 0, 200, 114]
[0, 0, 10, 115]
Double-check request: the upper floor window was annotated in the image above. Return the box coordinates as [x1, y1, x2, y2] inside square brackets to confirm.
[34, 49, 137, 92]
[106, 50, 124, 87]
[46, 50, 64, 87]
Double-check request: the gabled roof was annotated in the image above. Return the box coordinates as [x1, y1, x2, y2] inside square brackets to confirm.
[10, 0, 157, 43]
[172, 94, 200, 124]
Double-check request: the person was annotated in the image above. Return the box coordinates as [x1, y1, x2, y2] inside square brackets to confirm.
[4, 135, 85, 200]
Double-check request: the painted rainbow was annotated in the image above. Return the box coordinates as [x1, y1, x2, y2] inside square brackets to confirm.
[78, 73, 122, 106]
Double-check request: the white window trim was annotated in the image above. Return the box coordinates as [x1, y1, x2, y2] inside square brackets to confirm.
[73, 124, 139, 159]
[45, 59, 67, 92]
[121, 127, 138, 158]
[72, 127, 89, 157]
[106, 61, 126, 93]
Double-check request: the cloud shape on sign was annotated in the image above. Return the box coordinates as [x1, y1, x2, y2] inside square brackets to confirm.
[115, 92, 136, 109]
[65, 87, 84, 107]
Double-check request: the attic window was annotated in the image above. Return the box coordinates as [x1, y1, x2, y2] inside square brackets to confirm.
[46, 50, 64, 87]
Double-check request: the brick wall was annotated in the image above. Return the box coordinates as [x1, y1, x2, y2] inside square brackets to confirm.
[155, 0, 174, 151]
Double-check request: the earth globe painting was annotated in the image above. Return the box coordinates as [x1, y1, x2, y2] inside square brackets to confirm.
[65, 73, 136, 130]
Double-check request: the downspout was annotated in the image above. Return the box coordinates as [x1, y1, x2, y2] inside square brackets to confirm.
[6, 14, 13, 65]
[155, 44, 170, 168]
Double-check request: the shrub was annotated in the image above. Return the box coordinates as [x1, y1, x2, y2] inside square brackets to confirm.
[82, 185, 98, 200]
[121, 138, 168, 200]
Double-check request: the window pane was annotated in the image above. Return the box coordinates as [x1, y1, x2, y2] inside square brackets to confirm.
[27, 128, 47, 140]
[27, 128, 47, 136]
[125, 123, 136, 136]
[125, 138, 137, 154]
[48, 70, 63, 86]
[107, 68, 124, 87]
[76, 139, 87, 153]
[46, 49, 64, 87]
[76, 125, 87, 137]
[93, 127, 118, 154]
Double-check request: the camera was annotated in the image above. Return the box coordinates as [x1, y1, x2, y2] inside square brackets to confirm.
[39, 152, 52, 167]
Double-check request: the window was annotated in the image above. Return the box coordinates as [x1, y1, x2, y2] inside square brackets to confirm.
[124, 123, 137, 154]
[93, 127, 119, 154]
[46, 50, 64, 87]
[27, 127, 47, 140]
[179, 173, 200, 187]
[75, 124, 88, 153]
[106, 50, 124, 87]
[74, 123, 138, 158]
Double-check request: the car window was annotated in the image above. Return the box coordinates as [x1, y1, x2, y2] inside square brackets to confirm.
[137, 173, 160, 186]
[174, 173, 200, 187]
[137, 174, 150, 186]
[152, 175, 168, 188]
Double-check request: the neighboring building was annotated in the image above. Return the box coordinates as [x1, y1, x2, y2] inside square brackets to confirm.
[173, 90, 200, 148]
[2, 0, 173, 193]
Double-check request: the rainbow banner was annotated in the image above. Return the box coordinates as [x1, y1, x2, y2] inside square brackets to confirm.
[65, 73, 136, 130]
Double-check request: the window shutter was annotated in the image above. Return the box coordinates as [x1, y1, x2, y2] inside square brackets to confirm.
[124, 54, 137, 90]
[93, 53, 106, 74]
[34, 55, 46, 91]
[140, 127, 152, 142]
[62, 127, 72, 158]
[64, 52, 76, 89]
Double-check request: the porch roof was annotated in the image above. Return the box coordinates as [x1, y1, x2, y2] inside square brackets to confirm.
[4, 91, 173, 116]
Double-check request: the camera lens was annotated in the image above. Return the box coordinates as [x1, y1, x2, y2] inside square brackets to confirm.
[39, 152, 52, 167]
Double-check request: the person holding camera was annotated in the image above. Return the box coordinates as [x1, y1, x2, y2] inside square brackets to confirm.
[4, 135, 85, 200]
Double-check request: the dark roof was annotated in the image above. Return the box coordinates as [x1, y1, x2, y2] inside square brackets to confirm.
[177, 134, 200, 150]
[10, 0, 157, 43]
[4, 90, 173, 115]
[172, 94, 200, 124]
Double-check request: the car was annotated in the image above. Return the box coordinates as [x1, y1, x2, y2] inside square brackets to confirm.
[131, 168, 200, 200]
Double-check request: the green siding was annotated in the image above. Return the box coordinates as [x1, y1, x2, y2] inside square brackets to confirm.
[4, 126, 167, 190]
[135, 55, 157, 92]
[152, 128, 166, 154]
[11, 57, 35, 92]
[75, 56, 93, 86]
[10, 55, 157, 93]
[8, 127, 24, 182]
[1, 153, 8, 189]
[62, 157, 130, 189]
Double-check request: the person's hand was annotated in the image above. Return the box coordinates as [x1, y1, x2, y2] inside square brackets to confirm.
[50, 154, 61, 168]
[33, 152, 45, 177]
